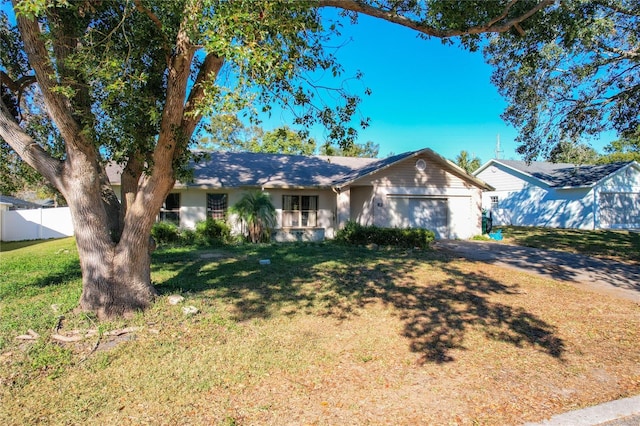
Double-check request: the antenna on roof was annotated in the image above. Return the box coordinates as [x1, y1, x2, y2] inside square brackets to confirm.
[495, 134, 503, 159]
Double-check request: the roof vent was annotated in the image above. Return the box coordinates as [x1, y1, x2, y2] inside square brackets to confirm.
[415, 159, 426, 171]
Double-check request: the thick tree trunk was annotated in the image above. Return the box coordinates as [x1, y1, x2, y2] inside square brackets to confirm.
[4, 1, 216, 319]
[76, 231, 157, 319]
[63, 157, 165, 319]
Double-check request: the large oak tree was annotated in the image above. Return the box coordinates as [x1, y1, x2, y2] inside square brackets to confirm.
[0, 0, 550, 318]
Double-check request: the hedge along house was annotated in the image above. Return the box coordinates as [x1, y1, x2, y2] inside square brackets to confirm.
[473, 160, 640, 230]
[108, 148, 492, 241]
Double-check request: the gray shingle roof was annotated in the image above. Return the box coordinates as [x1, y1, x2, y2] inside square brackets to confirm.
[497, 160, 634, 187]
[0, 195, 43, 209]
[107, 149, 492, 190]
[189, 151, 380, 188]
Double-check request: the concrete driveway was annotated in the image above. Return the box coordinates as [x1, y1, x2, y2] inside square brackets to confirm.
[435, 240, 640, 304]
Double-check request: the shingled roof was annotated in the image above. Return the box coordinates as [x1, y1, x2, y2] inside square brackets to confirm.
[107, 149, 492, 190]
[0, 195, 43, 209]
[488, 160, 635, 188]
[188, 151, 379, 188]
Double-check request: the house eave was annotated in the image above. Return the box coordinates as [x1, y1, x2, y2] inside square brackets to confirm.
[475, 159, 554, 188]
[183, 182, 333, 191]
[334, 148, 494, 191]
[554, 184, 594, 190]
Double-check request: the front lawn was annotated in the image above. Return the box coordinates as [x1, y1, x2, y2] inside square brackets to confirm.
[497, 226, 640, 264]
[1, 238, 639, 424]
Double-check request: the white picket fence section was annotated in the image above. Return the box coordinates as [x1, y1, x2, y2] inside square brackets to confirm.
[1, 207, 74, 241]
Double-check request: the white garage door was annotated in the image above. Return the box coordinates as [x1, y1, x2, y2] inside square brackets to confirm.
[599, 192, 640, 229]
[387, 197, 448, 239]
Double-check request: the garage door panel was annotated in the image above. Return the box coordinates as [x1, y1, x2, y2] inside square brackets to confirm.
[599, 192, 640, 228]
[387, 197, 448, 239]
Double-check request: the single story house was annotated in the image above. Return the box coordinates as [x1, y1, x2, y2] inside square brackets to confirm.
[473, 159, 640, 230]
[109, 148, 492, 241]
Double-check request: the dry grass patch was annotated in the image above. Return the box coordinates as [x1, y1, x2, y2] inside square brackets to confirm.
[1, 243, 639, 425]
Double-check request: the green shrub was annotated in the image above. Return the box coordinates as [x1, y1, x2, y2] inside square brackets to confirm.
[180, 229, 197, 246]
[151, 221, 181, 245]
[335, 221, 435, 249]
[194, 218, 232, 245]
[230, 191, 276, 243]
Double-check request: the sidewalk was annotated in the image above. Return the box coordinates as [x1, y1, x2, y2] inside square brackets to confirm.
[523, 395, 640, 425]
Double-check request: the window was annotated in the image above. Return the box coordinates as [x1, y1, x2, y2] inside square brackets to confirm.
[282, 195, 318, 227]
[490, 196, 499, 210]
[207, 193, 228, 220]
[160, 193, 180, 224]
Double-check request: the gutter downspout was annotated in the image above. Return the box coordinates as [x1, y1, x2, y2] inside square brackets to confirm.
[593, 188, 598, 230]
[332, 186, 340, 230]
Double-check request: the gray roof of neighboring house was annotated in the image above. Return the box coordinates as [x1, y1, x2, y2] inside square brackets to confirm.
[485, 160, 636, 188]
[0, 195, 43, 209]
[107, 149, 493, 190]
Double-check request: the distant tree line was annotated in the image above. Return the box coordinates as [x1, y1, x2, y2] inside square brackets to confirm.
[197, 114, 379, 157]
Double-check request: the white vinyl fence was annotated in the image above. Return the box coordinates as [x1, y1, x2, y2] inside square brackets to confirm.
[1, 207, 74, 241]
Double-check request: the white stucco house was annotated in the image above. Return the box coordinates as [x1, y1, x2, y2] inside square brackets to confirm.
[109, 148, 492, 241]
[473, 160, 640, 230]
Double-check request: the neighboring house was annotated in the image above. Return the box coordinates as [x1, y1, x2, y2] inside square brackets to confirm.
[109, 148, 492, 240]
[474, 160, 640, 230]
[0, 195, 43, 210]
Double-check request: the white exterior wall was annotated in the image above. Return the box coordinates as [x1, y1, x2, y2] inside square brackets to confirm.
[175, 188, 242, 231]
[173, 187, 339, 238]
[350, 186, 374, 226]
[477, 162, 640, 230]
[112, 185, 338, 239]
[481, 187, 595, 229]
[268, 188, 337, 238]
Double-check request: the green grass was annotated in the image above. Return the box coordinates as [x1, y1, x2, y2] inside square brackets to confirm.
[1, 236, 639, 424]
[497, 226, 640, 264]
[0, 238, 82, 350]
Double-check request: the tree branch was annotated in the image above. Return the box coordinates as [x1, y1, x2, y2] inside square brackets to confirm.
[12, 1, 92, 151]
[0, 71, 37, 95]
[317, 0, 554, 37]
[181, 53, 225, 147]
[45, 7, 93, 118]
[133, 0, 163, 31]
[0, 98, 64, 189]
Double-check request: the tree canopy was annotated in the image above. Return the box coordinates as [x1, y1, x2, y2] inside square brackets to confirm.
[546, 140, 600, 165]
[0, 0, 556, 317]
[198, 118, 317, 155]
[318, 140, 379, 157]
[485, 0, 640, 161]
[598, 129, 640, 163]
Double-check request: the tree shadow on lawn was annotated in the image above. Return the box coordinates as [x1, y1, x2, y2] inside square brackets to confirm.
[507, 227, 640, 264]
[0, 258, 82, 299]
[153, 244, 565, 364]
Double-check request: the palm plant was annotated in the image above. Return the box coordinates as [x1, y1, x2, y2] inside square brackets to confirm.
[230, 191, 276, 243]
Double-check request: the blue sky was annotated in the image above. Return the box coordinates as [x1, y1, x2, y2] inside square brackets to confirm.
[317, 14, 519, 162]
